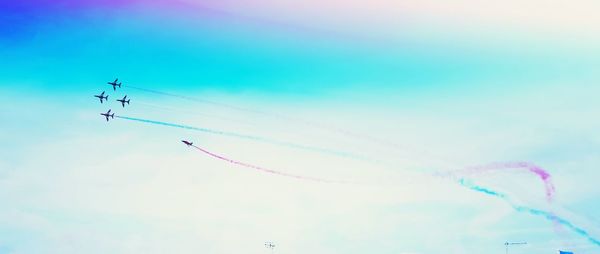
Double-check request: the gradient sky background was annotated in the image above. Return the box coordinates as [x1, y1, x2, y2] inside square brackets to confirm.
[1, 0, 600, 253]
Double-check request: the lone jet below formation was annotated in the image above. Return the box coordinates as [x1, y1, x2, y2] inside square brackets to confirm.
[117, 95, 130, 107]
[101, 109, 115, 122]
[94, 91, 108, 103]
[107, 78, 122, 90]
[181, 140, 193, 146]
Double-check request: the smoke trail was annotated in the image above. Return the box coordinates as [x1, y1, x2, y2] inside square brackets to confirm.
[115, 115, 378, 164]
[459, 179, 600, 247]
[116, 115, 557, 200]
[124, 85, 267, 115]
[123, 85, 440, 164]
[123, 85, 565, 233]
[118, 110, 585, 243]
[123, 85, 555, 188]
[447, 162, 556, 202]
[134, 101, 257, 127]
[457, 178, 507, 198]
[189, 144, 353, 184]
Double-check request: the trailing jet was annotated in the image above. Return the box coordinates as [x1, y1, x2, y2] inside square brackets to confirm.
[107, 78, 122, 90]
[94, 91, 108, 103]
[100, 109, 115, 122]
[181, 140, 193, 146]
[117, 95, 130, 107]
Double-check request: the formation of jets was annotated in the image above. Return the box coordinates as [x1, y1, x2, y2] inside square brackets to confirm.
[95, 78, 131, 122]
[97, 79, 197, 148]
[98, 79, 198, 148]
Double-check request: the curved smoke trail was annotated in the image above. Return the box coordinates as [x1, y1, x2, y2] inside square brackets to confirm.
[125, 85, 556, 188]
[130, 99, 584, 244]
[189, 144, 353, 184]
[115, 114, 557, 209]
[122, 86, 566, 234]
[440, 162, 556, 202]
[459, 178, 600, 247]
[187, 139, 589, 244]
[115, 115, 379, 164]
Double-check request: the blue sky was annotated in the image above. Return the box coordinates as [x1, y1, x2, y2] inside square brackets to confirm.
[1, 1, 600, 253]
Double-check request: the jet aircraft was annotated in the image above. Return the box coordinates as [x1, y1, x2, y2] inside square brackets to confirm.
[117, 95, 130, 107]
[94, 91, 108, 103]
[107, 78, 122, 90]
[101, 109, 115, 122]
[181, 140, 193, 146]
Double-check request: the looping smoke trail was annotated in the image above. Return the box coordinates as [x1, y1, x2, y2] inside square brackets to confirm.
[459, 179, 600, 247]
[444, 162, 556, 202]
[190, 144, 353, 184]
[115, 115, 378, 164]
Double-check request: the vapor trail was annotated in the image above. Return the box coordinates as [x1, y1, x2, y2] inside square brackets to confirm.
[459, 179, 600, 247]
[190, 144, 352, 184]
[123, 86, 563, 229]
[134, 101, 257, 127]
[121, 107, 578, 241]
[115, 115, 376, 163]
[440, 162, 556, 202]
[126, 85, 554, 186]
[124, 85, 267, 115]
[123, 85, 463, 166]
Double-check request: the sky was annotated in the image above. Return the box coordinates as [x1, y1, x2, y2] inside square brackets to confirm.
[1, 0, 600, 253]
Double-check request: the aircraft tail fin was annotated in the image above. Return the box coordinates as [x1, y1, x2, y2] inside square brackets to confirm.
[126, 99, 130, 104]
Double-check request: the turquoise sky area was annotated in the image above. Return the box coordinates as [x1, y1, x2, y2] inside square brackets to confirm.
[1, 1, 599, 253]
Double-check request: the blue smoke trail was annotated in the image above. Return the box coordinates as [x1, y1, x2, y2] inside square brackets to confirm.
[115, 115, 378, 163]
[459, 178, 600, 247]
[458, 178, 507, 198]
[513, 206, 600, 246]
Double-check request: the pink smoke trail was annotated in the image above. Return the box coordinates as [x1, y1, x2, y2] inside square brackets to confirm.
[439, 161, 556, 202]
[123, 86, 559, 209]
[434, 161, 561, 234]
[189, 144, 353, 184]
[123, 84, 464, 168]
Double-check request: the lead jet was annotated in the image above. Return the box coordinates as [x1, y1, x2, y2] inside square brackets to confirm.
[100, 109, 115, 122]
[94, 91, 108, 103]
[117, 95, 130, 107]
[107, 78, 122, 90]
[181, 140, 193, 146]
